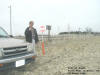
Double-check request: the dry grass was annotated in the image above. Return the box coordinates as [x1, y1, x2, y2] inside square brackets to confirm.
[1, 35, 100, 75]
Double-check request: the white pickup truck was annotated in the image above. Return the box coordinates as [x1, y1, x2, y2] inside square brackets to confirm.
[0, 27, 36, 70]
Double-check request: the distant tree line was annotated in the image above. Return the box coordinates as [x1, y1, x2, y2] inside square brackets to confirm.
[59, 31, 100, 35]
[59, 27, 100, 35]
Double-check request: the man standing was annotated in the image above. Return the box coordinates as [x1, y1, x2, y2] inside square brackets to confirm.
[25, 21, 39, 44]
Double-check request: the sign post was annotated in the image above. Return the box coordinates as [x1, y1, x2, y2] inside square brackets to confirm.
[40, 26, 45, 55]
[46, 25, 51, 41]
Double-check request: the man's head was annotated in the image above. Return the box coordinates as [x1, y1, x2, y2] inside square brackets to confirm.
[29, 21, 34, 28]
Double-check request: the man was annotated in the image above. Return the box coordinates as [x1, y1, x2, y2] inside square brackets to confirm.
[25, 21, 39, 44]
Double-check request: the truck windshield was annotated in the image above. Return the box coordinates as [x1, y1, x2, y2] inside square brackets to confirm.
[0, 27, 8, 38]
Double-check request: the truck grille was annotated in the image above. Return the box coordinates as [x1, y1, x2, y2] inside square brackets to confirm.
[3, 46, 28, 57]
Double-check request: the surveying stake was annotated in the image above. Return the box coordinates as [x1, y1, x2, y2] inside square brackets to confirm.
[40, 26, 45, 55]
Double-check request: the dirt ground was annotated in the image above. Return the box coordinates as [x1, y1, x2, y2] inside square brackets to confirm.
[1, 35, 100, 75]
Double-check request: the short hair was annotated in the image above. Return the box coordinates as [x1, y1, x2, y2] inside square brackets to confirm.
[29, 21, 34, 24]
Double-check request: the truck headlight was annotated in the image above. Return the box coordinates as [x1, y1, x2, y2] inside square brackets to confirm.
[27, 43, 34, 52]
[0, 48, 3, 58]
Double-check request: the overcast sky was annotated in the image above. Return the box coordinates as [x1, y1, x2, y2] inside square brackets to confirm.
[0, 0, 100, 35]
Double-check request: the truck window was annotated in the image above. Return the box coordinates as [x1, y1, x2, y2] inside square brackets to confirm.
[0, 27, 8, 38]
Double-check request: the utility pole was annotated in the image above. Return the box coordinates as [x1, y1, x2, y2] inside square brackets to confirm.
[10, 5, 12, 35]
[9, 0, 12, 35]
[68, 24, 70, 34]
[67, 24, 70, 39]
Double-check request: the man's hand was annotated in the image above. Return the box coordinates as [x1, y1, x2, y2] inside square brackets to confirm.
[36, 41, 40, 45]
[35, 41, 40, 49]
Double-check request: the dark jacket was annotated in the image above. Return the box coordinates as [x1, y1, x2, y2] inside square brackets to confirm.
[25, 27, 39, 43]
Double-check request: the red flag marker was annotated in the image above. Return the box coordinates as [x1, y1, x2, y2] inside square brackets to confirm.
[42, 42, 45, 55]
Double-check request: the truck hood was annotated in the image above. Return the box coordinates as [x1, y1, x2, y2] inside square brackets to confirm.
[0, 38, 27, 48]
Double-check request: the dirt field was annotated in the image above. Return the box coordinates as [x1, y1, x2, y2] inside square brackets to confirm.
[1, 35, 100, 75]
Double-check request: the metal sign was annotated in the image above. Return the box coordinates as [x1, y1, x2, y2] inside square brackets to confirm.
[46, 25, 51, 30]
[40, 25, 45, 32]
